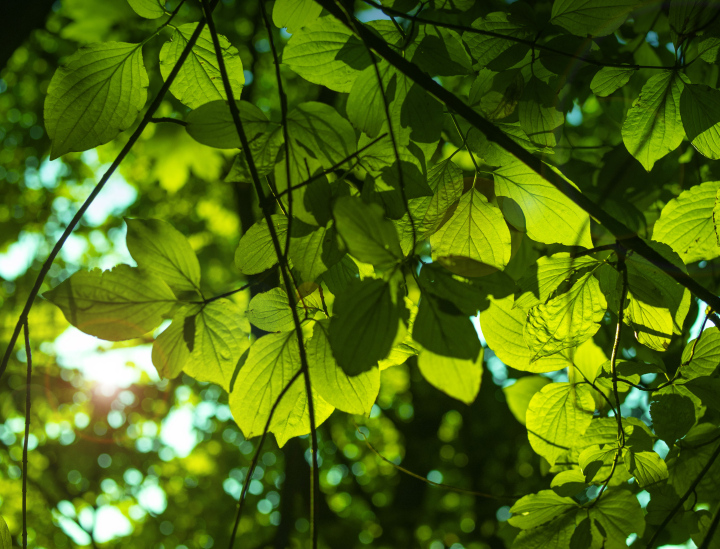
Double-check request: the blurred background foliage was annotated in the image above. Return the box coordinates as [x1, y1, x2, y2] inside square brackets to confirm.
[0, 0, 714, 547]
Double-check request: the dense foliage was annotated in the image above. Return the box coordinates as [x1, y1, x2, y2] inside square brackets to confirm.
[6, 0, 720, 548]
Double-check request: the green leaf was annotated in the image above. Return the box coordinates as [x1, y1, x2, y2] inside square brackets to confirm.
[430, 188, 512, 273]
[715, 188, 720, 246]
[681, 328, 720, 379]
[551, 0, 638, 37]
[406, 25, 472, 77]
[229, 332, 333, 447]
[670, 0, 720, 41]
[590, 66, 635, 97]
[346, 62, 443, 145]
[320, 255, 360, 295]
[127, 0, 165, 18]
[518, 77, 564, 147]
[682, 376, 720, 414]
[512, 513, 576, 549]
[493, 160, 593, 248]
[185, 100, 275, 149]
[480, 295, 571, 373]
[622, 71, 685, 172]
[579, 445, 617, 482]
[524, 272, 607, 360]
[504, 376, 552, 425]
[550, 469, 587, 498]
[125, 218, 201, 295]
[179, 300, 249, 391]
[44, 264, 176, 341]
[622, 448, 669, 488]
[680, 84, 720, 160]
[588, 489, 645, 549]
[0, 516, 10, 549]
[44, 42, 149, 159]
[417, 347, 483, 404]
[235, 216, 288, 275]
[509, 490, 577, 529]
[526, 382, 595, 465]
[624, 241, 690, 351]
[151, 305, 198, 379]
[462, 13, 531, 69]
[650, 393, 696, 443]
[272, 0, 322, 33]
[334, 197, 403, 271]
[246, 288, 296, 332]
[282, 16, 372, 93]
[413, 291, 481, 360]
[417, 263, 485, 316]
[515, 253, 599, 310]
[160, 24, 244, 109]
[329, 279, 401, 375]
[287, 102, 357, 166]
[653, 180, 720, 263]
[308, 320, 380, 415]
[288, 222, 344, 283]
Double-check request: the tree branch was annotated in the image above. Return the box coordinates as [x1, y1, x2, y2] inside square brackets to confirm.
[198, 2, 319, 547]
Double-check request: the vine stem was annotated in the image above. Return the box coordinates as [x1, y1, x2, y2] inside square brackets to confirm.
[227, 370, 302, 547]
[355, 425, 519, 501]
[22, 320, 31, 549]
[312, 0, 720, 319]
[611, 246, 628, 447]
[647, 440, 720, 548]
[0, 1, 220, 382]
[198, 2, 319, 547]
[276, 133, 388, 198]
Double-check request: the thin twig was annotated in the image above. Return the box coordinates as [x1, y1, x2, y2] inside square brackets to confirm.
[0, 2, 219, 382]
[22, 319, 31, 549]
[276, 133, 388, 198]
[199, 2, 319, 547]
[150, 117, 188, 126]
[228, 370, 302, 548]
[361, 0, 670, 71]
[355, 426, 518, 501]
[611, 245, 628, 447]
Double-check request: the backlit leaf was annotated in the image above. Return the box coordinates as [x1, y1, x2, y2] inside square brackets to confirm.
[653, 180, 720, 263]
[430, 188, 511, 273]
[526, 382, 595, 465]
[622, 71, 685, 172]
[45, 42, 149, 159]
[235, 216, 288, 275]
[590, 66, 634, 97]
[308, 320, 380, 415]
[680, 84, 720, 160]
[504, 375, 552, 425]
[551, 0, 638, 37]
[125, 218, 201, 295]
[44, 264, 176, 341]
[282, 16, 372, 92]
[272, 0, 322, 33]
[524, 272, 607, 360]
[417, 347, 483, 404]
[493, 161, 593, 248]
[246, 288, 296, 333]
[681, 327, 720, 379]
[160, 24, 244, 109]
[127, 0, 165, 18]
[329, 279, 401, 375]
[509, 490, 577, 529]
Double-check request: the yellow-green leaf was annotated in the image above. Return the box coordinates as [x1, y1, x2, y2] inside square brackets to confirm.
[417, 348, 483, 404]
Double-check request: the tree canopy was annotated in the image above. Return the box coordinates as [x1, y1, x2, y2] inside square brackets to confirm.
[4, 0, 720, 548]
